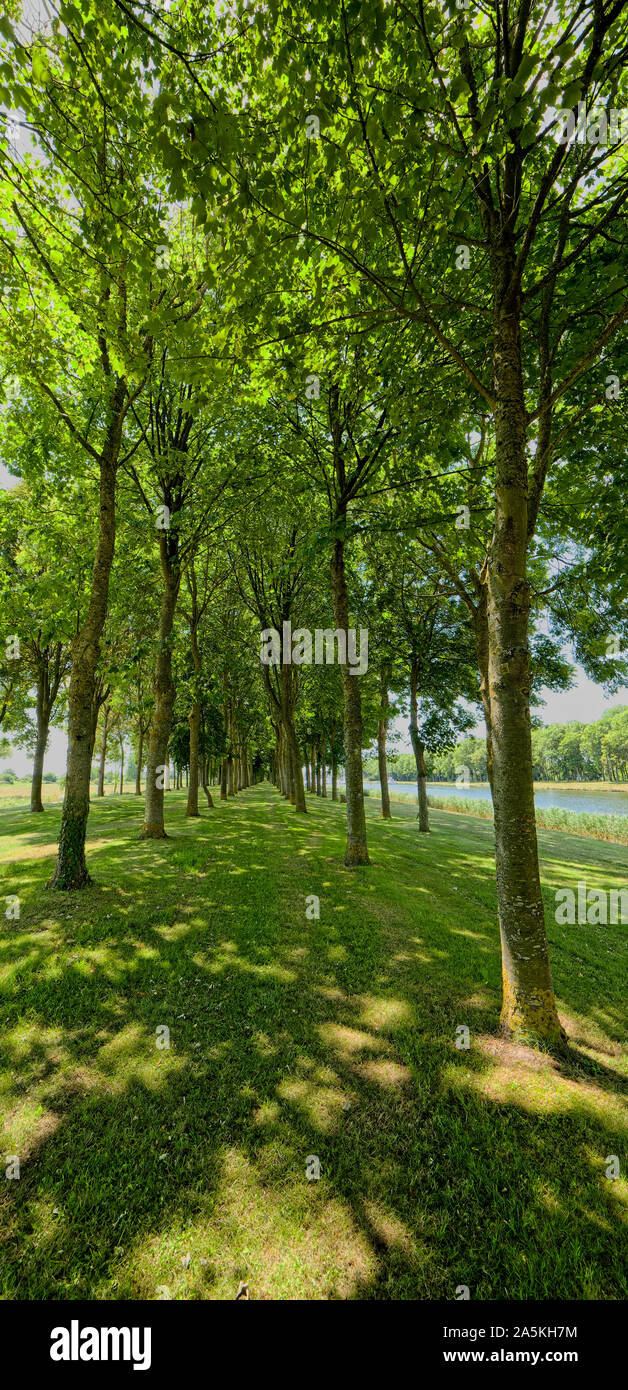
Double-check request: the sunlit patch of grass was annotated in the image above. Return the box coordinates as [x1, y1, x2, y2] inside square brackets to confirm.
[0, 784, 626, 1299]
[108, 1147, 378, 1302]
[444, 1036, 628, 1130]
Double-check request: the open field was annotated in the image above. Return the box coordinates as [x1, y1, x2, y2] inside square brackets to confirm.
[0, 781, 123, 807]
[0, 784, 626, 1301]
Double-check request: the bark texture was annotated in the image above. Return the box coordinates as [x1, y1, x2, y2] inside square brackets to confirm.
[487, 256, 562, 1042]
[141, 534, 180, 839]
[331, 535, 369, 866]
[49, 415, 122, 890]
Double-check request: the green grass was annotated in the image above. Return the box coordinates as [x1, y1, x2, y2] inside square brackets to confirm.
[426, 794, 628, 844]
[0, 784, 626, 1301]
[0, 779, 111, 807]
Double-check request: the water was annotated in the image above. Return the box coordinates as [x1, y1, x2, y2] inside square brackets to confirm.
[358, 779, 628, 817]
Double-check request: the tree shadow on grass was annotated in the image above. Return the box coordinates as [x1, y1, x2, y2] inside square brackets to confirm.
[0, 786, 626, 1300]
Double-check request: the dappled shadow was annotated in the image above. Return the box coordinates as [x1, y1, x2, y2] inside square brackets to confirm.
[0, 785, 626, 1299]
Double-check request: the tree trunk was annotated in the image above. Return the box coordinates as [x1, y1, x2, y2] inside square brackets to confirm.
[286, 721, 306, 813]
[118, 735, 124, 794]
[187, 701, 201, 816]
[331, 754, 338, 801]
[488, 283, 562, 1043]
[409, 664, 429, 833]
[201, 755, 214, 807]
[473, 582, 494, 796]
[49, 420, 122, 890]
[97, 705, 109, 796]
[30, 703, 49, 814]
[377, 664, 392, 819]
[220, 757, 228, 800]
[279, 729, 289, 797]
[135, 725, 143, 794]
[330, 533, 369, 866]
[141, 547, 179, 839]
[321, 737, 327, 797]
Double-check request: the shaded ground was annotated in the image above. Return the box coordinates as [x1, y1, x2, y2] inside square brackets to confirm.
[0, 784, 626, 1300]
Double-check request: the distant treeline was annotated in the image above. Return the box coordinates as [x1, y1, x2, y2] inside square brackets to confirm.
[364, 707, 628, 784]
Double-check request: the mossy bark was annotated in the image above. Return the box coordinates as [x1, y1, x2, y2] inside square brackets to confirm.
[141, 535, 179, 840]
[488, 255, 563, 1044]
[49, 406, 123, 890]
[331, 533, 369, 866]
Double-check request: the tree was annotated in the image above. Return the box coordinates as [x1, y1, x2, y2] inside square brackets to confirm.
[169, 0, 628, 1034]
[0, 480, 73, 810]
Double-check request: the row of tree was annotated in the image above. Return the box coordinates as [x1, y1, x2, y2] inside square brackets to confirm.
[1, 0, 628, 1047]
[362, 708, 628, 784]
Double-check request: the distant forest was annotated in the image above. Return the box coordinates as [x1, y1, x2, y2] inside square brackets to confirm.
[364, 708, 628, 784]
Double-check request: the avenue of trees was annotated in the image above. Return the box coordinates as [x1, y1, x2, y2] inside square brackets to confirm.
[1, 0, 628, 1048]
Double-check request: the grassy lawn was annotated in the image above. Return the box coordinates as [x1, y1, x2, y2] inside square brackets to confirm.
[0, 780, 112, 807]
[0, 783, 626, 1301]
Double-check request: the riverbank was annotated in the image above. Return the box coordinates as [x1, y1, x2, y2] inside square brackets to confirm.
[423, 795, 628, 846]
[362, 779, 628, 825]
[402, 779, 628, 792]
